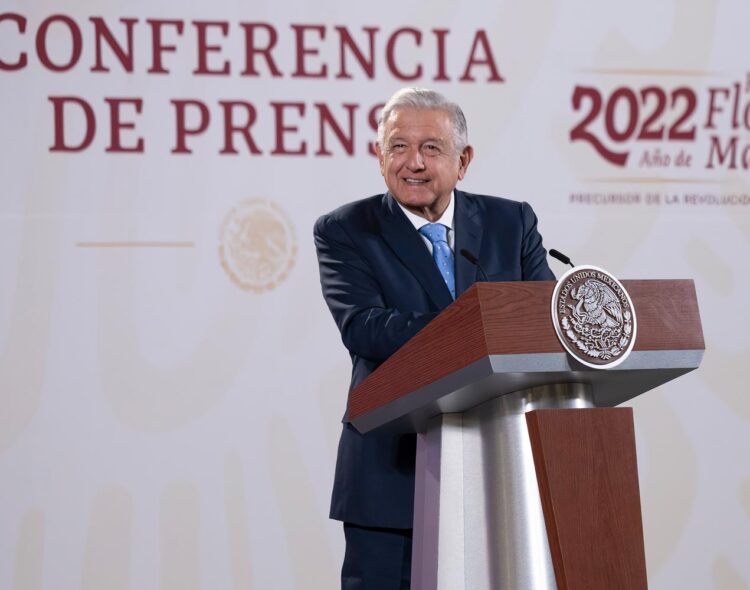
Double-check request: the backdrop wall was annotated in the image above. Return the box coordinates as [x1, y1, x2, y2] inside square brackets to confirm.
[1, 1, 749, 588]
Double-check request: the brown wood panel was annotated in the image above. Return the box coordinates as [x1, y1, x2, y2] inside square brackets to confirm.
[526, 408, 648, 590]
[479, 279, 704, 354]
[348, 279, 704, 421]
[477, 280, 561, 353]
[624, 280, 704, 351]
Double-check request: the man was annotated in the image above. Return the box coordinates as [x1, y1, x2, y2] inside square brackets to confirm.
[314, 87, 554, 589]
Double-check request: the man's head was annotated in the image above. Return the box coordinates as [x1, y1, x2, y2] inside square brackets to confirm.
[376, 88, 474, 222]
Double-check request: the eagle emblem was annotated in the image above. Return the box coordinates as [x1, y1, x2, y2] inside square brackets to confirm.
[219, 198, 297, 292]
[551, 266, 636, 369]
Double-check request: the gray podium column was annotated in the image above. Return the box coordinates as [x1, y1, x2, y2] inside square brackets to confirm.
[412, 383, 593, 590]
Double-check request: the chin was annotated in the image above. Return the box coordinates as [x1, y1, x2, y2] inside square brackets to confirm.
[397, 188, 433, 202]
[398, 195, 434, 210]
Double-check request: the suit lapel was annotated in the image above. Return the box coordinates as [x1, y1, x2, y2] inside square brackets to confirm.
[378, 193, 454, 309]
[454, 190, 484, 296]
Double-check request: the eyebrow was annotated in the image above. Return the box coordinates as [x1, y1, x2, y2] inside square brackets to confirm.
[387, 136, 446, 145]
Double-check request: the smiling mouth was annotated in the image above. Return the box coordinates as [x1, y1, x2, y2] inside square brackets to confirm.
[403, 178, 428, 185]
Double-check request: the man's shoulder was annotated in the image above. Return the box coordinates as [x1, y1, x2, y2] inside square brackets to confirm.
[314, 193, 386, 235]
[458, 190, 529, 216]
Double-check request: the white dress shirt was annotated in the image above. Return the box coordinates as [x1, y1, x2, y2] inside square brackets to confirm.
[394, 191, 456, 254]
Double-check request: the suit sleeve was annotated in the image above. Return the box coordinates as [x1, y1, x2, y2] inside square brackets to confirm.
[520, 202, 556, 281]
[314, 214, 438, 363]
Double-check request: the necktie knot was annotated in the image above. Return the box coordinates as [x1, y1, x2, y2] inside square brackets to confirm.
[419, 223, 449, 244]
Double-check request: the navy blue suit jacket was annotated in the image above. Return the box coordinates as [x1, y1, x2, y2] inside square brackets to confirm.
[314, 190, 555, 528]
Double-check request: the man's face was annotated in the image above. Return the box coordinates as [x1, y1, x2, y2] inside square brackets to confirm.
[376, 107, 473, 221]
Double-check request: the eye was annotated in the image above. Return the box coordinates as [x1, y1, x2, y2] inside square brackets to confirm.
[423, 143, 440, 154]
[390, 143, 407, 153]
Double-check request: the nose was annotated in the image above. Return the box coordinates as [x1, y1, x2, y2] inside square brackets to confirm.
[405, 146, 425, 171]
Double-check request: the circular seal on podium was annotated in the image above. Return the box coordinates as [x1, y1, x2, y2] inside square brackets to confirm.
[551, 265, 637, 369]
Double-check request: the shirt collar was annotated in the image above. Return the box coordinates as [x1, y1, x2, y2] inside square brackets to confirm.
[395, 191, 455, 232]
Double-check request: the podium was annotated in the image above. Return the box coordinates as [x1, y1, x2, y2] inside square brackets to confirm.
[347, 280, 704, 590]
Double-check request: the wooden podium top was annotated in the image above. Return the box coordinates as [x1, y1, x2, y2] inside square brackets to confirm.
[348, 280, 704, 433]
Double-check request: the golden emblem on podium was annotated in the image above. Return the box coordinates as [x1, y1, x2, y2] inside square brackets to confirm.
[219, 198, 297, 292]
[551, 266, 637, 368]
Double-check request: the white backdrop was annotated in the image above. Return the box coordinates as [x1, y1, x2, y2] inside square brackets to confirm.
[1, 1, 749, 588]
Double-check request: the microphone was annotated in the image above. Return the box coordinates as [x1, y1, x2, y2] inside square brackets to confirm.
[549, 249, 575, 268]
[459, 248, 489, 281]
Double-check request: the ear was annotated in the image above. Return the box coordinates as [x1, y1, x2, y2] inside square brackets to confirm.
[457, 145, 474, 180]
[375, 143, 386, 177]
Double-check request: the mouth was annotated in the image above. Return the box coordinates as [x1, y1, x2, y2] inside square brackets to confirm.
[402, 177, 429, 185]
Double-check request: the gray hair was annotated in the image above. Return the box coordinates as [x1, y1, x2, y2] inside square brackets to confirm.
[377, 87, 468, 154]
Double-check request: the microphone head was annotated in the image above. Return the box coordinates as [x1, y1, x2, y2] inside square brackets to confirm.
[549, 249, 571, 265]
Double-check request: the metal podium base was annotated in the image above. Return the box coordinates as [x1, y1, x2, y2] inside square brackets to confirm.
[411, 383, 594, 590]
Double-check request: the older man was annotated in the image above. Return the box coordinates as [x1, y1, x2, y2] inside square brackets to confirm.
[314, 87, 554, 589]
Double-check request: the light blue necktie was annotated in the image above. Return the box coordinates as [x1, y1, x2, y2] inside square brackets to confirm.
[419, 223, 456, 299]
